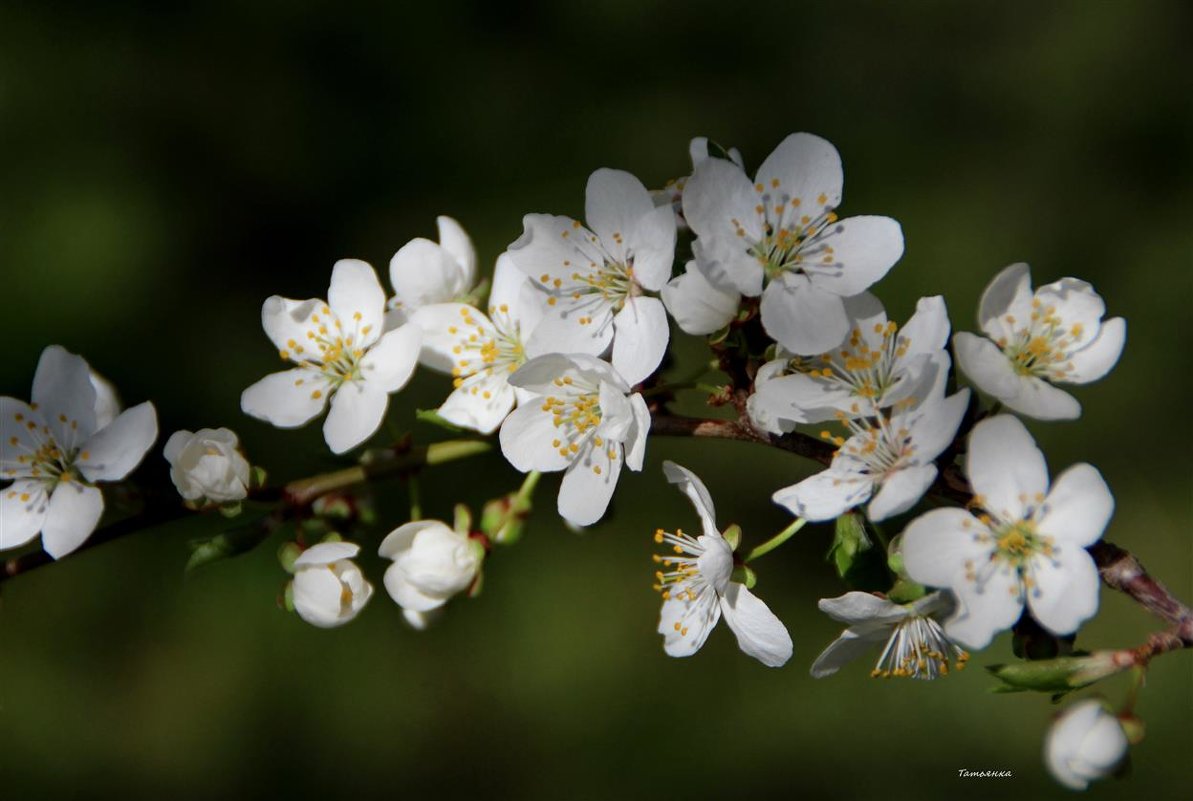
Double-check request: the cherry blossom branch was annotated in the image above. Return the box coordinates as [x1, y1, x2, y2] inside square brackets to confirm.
[0, 438, 493, 586]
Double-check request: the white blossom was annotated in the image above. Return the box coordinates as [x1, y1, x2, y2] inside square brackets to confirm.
[1045, 700, 1128, 790]
[163, 427, 251, 504]
[683, 132, 903, 355]
[772, 388, 969, 523]
[378, 520, 484, 614]
[291, 541, 373, 628]
[241, 259, 421, 454]
[749, 293, 951, 433]
[653, 461, 792, 667]
[954, 263, 1126, 420]
[651, 136, 744, 230]
[661, 259, 741, 336]
[810, 591, 968, 679]
[900, 415, 1112, 650]
[1, 346, 157, 559]
[499, 354, 650, 526]
[508, 168, 677, 386]
[410, 254, 546, 433]
[387, 215, 479, 327]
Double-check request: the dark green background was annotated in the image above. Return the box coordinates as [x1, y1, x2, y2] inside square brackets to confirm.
[1, 1, 1190, 799]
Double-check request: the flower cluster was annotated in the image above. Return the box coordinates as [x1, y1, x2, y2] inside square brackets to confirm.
[3, 131, 1150, 791]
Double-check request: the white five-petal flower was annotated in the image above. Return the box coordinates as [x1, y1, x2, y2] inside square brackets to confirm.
[1045, 699, 1128, 790]
[1, 346, 158, 559]
[291, 541, 373, 628]
[499, 354, 650, 526]
[163, 427, 251, 504]
[683, 132, 904, 355]
[772, 388, 969, 523]
[378, 519, 484, 614]
[411, 255, 546, 433]
[653, 461, 793, 667]
[749, 293, 952, 433]
[508, 168, 677, 386]
[953, 263, 1126, 420]
[387, 215, 479, 327]
[241, 259, 422, 454]
[900, 415, 1113, 650]
[810, 591, 968, 679]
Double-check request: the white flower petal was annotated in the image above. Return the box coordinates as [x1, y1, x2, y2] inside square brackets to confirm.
[409, 303, 482, 373]
[818, 592, 909, 626]
[1035, 277, 1106, 348]
[658, 593, 721, 657]
[384, 561, 449, 612]
[1027, 548, 1099, 636]
[662, 460, 719, 539]
[295, 541, 361, 566]
[328, 259, 386, 347]
[1038, 463, 1114, 547]
[810, 628, 887, 678]
[966, 415, 1049, 521]
[867, 463, 937, 522]
[1046, 700, 1128, 791]
[489, 253, 546, 336]
[1066, 317, 1126, 384]
[361, 323, 421, 392]
[89, 370, 122, 430]
[623, 392, 650, 472]
[898, 295, 951, 358]
[627, 204, 678, 292]
[0, 480, 49, 550]
[1002, 375, 1082, 421]
[32, 345, 97, 448]
[803, 215, 904, 297]
[682, 158, 763, 279]
[41, 482, 104, 559]
[596, 381, 633, 441]
[755, 133, 843, 212]
[241, 369, 329, 428]
[978, 262, 1034, 342]
[389, 238, 464, 313]
[498, 402, 572, 473]
[752, 373, 846, 426]
[261, 296, 321, 361]
[322, 382, 388, 454]
[75, 402, 157, 483]
[435, 215, 476, 288]
[691, 233, 765, 298]
[944, 562, 1023, 651]
[719, 583, 793, 667]
[437, 376, 516, 435]
[953, 332, 1022, 401]
[611, 296, 669, 387]
[292, 567, 351, 627]
[525, 299, 615, 360]
[905, 388, 970, 459]
[661, 260, 740, 335]
[585, 168, 654, 263]
[772, 468, 871, 522]
[900, 508, 990, 588]
[1, 398, 46, 478]
[760, 273, 849, 355]
[557, 447, 622, 526]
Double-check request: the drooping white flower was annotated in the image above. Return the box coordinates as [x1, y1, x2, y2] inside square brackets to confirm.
[683, 132, 904, 355]
[749, 293, 951, 433]
[387, 215, 479, 327]
[653, 461, 793, 667]
[772, 388, 969, 523]
[900, 415, 1112, 650]
[1045, 699, 1128, 790]
[378, 520, 484, 614]
[291, 541, 373, 628]
[499, 354, 650, 526]
[661, 259, 741, 336]
[163, 427, 251, 504]
[410, 254, 546, 433]
[651, 136, 745, 230]
[508, 168, 677, 386]
[810, 591, 968, 679]
[1, 346, 158, 559]
[954, 263, 1126, 420]
[241, 259, 422, 454]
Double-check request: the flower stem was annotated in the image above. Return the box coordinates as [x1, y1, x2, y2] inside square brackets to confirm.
[408, 475, 422, 521]
[744, 517, 807, 563]
[514, 470, 541, 512]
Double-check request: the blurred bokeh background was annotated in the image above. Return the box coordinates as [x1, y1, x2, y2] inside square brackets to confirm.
[1, 1, 1190, 798]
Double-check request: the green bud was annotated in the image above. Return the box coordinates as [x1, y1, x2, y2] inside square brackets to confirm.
[282, 581, 295, 612]
[1119, 714, 1146, 746]
[320, 531, 343, 544]
[186, 522, 271, 573]
[986, 651, 1135, 694]
[830, 512, 872, 578]
[453, 504, 473, 535]
[886, 578, 928, 604]
[721, 524, 742, 551]
[250, 465, 268, 489]
[312, 494, 353, 520]
[277, 542, 302, 574]
[218, 501, 243, 518]
[480, 495, 528, 546]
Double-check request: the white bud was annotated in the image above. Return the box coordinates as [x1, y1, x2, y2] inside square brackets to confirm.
[1045, 699, 1128, 790]
[163, 428, 251, 504]
[291, 542, 373, 628]
[378, 520, 483, 614]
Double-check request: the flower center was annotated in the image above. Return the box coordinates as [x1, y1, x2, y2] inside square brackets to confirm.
[281, 304, 376, 389]
[5, 410, 86, 488]
[539, 378, 604, 462]
[790, 320, 910, 403]
[997, 298, 1081, 380]
[821, 412, 914, 478]
[871, 615, 969, 679]
[449, 305, 528, 398]
[740, 182, 839, 282]
[991, 519, 1052, 567]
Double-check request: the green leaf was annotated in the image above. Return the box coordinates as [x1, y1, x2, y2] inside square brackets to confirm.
[986, 652, 1131, 694]
[186, 520, 271, 573]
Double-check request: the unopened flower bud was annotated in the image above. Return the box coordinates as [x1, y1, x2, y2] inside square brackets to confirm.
[164, 428, 251, 505]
